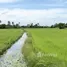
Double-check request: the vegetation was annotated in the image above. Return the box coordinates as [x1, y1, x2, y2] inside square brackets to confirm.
[0, 20, 20, 29]
[21, 22, 67, 29]
[51, 23, 66, 29]
[0, 29, 23, 55]
[0, 20, 67, 29]
[22, 28, 67, 67]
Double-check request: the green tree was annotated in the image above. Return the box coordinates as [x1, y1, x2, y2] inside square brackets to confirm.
[0, 20, 1, 23]
[7, 21, 11, 28]
[0, 24, 6, 29]
[30, 23, 33, 28]
[12, 22, 14, 26]
[8, 21, 11, 26]
[58, 23, 65, 29]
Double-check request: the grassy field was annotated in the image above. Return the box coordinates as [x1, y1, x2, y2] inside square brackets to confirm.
[0, 29, 23, 55]
[23, 28, 67, 67]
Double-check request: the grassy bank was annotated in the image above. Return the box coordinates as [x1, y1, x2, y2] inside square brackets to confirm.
[0, 29, 23, 55]
[22, 28, 67, 67]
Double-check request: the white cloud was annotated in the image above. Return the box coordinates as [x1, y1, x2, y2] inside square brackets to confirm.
[0, 8, 67, 26]
[0, 0, 18, 3]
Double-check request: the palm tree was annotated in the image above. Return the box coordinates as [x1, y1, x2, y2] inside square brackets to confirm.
[12, 22, 14, 26]
[0, 20, 1, 23]
[8, 21, 11, 26]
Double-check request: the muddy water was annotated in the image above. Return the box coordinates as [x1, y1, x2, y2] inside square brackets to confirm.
[0, 33, 27, 67]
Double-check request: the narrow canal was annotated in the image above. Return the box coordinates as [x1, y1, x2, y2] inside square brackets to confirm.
[0, 33, 27, 67]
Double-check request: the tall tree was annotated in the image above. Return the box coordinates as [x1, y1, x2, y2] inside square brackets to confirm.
[18, 22, 20, 25]
[15, 24, 19, 28]
[30, 23, 33, 28]
[34, 23, 40, 28]
[58, 23, 65, 29]
[7, 21, 11, 28]
[12, 22, 14, 26]
[8, 21, 11, 26]
[0, 20, 1, 23]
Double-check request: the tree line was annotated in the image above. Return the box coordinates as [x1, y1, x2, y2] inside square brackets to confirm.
[22, 22, 67, 29]
[50, 23, 67, 29]
[0, 20, 66, 29]
[0, 20, 20, 29]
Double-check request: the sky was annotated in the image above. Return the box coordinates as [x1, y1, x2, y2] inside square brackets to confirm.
[0, 0, 67, 25]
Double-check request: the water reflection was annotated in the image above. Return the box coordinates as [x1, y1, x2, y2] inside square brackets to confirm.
[0, 33, 27, 67]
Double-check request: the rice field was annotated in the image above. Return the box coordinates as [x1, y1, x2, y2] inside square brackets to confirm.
[0, 29, 23, 55]
[23, 28, 67, 67]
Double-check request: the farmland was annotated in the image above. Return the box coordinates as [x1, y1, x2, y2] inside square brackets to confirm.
[23, 28, 67, 67]
[0, 29, 23, 55]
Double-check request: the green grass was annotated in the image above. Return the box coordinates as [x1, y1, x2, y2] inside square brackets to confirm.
[0, 29, 23, 55]
[23, 28, 67, 67]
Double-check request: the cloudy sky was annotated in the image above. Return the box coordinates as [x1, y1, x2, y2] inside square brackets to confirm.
[0, 0, 67, 25]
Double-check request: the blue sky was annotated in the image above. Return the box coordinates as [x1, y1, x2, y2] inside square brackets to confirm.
[0, 0, 67, 9]
[0, 0, 67, 25]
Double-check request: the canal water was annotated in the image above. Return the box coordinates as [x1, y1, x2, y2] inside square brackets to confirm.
[0, 33, 27, 67]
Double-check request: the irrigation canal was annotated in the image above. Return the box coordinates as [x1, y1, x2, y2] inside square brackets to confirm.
[0, 33, 27, 67]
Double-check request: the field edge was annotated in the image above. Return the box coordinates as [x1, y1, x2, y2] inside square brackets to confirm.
[22, 30, 67, 67]
[0, 29, 24, 55]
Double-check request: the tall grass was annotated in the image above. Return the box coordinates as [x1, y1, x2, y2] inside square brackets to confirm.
[0, 29, 23, 55]
[22, 29, 67, 67]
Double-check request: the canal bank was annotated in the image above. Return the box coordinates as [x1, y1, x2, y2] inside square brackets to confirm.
[0, 33, 27, 67]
